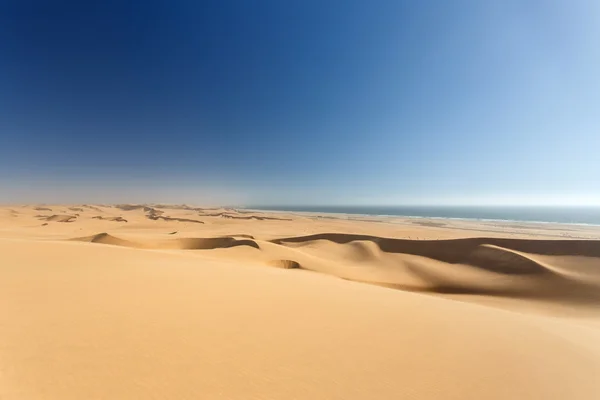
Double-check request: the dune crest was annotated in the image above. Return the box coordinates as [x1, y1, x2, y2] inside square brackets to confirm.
[68, 231, 600, 305]
[198, 211, 292, 221]
[37, 214, 77, 223]
[72, 233, 260, 250]
[92, 216, 128, 222]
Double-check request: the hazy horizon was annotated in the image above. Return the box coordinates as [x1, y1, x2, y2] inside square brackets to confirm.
[2, 1, 599, 206]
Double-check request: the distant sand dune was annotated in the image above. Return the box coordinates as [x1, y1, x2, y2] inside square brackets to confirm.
[92, 216, 128, 222]
[146, 215, 205, 224]
[72, 233, 259, 250]
[116, 203, 215, 213]
[118, 205, 206, 224]
[199, 211, 291, 221]
[37, 214, 77, 223]
[114, 204, 150, 211]
[101, 205, 205, 224]
[82, 204, 104, 212]
[75, 232, 139, 247]
[1, 209, 20, 218]
[69, 232, 600, 304]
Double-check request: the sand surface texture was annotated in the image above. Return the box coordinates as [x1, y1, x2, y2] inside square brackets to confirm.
[2, 204, 600, 399]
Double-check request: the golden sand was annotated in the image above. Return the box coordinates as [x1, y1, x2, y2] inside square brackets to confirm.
[2, 204, 600, 399]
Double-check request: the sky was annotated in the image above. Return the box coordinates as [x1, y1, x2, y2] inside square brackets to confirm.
[1, 0, 599, 206]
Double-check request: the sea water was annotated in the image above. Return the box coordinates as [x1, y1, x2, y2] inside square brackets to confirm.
[247, 205, 600, 225]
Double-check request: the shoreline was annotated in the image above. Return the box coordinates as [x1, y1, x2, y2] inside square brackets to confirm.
[242, 207, 600, 228]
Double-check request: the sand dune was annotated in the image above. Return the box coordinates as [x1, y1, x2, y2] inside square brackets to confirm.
[273, 232, 600, 257]
[0, 209, 19, 218]
[92, 215, 128, 222]
[68, 232, 600, 306]
[36, 214, 77, 223]
[73, 232, 258, 250]
[113, 205, 205, 224]
[80, 204, 105, 212]
[3, 204, 600, 399]
[2, 236, 600, 399]
[147, 215, 205, 224]
[198, 211, 292, 221]
[114, 204, 152, 211]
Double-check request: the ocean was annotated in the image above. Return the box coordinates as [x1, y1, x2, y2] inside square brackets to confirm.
[246, 205, 600, 225]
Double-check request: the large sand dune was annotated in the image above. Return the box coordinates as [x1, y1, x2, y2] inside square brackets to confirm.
[70, 232, 600, 303]
[2, 204, 600, 399]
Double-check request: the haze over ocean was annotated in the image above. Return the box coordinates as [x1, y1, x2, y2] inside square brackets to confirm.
[248, 205, 600, 225]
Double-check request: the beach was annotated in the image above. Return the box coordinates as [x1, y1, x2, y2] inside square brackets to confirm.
[2, 204, 600, 399]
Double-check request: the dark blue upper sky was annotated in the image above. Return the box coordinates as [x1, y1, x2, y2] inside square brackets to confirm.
[1, 0, 599, 205]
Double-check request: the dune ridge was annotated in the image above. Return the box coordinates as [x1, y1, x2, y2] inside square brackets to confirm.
[198, 211, 292, 221]
[147, 215, 205, 224]
[37, 214, 77, 223]
[114, 205, 206, 224]
[69, 232, 600, 304]
[73, 232, 259, 250]
[273, 233, 600, 257]
[92, 216, 128, 222]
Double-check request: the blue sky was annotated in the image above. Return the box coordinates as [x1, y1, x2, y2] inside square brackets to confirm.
[1, 0, 599, 205]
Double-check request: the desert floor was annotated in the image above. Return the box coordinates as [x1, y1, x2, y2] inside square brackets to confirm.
[2, 204, 600, 399]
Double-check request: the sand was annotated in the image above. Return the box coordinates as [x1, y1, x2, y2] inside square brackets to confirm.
[2, 204, 600, 399]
